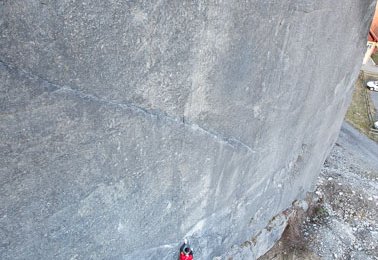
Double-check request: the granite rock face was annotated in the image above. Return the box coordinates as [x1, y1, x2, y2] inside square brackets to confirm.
[0, 1, 374, 259]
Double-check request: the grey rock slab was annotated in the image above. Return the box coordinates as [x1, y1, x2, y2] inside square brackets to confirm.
[0, 63, 260, 259]
[0, 0, 376, 259]
[0, 0, 372, 147]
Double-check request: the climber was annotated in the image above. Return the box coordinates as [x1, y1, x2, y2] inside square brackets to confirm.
[179, 239, 193, 260]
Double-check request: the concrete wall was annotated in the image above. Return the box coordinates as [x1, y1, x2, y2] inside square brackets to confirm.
[0, 1, 374, 259]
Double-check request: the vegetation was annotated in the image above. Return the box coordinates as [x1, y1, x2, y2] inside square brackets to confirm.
[345, 73, 378, 142]
[310, 205, 329, 224]
[371, 52, 378, 65]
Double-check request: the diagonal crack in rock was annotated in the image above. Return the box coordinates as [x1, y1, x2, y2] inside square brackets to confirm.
[0, 58, 255, 154]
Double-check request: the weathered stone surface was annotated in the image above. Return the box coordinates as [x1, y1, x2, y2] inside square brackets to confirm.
[0, 1, 374, 259]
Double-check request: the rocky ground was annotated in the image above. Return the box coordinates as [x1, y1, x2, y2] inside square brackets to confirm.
[260, 123, 378, 260]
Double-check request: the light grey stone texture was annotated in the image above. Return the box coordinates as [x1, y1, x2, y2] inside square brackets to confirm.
[0, 0, 375, 259]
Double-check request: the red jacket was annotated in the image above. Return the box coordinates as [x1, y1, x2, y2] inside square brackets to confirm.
[179, 252, 193, 260]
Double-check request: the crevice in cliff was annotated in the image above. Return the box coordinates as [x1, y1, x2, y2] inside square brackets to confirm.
[0, 58, 255, 154]
[296, 8, 332, 15]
